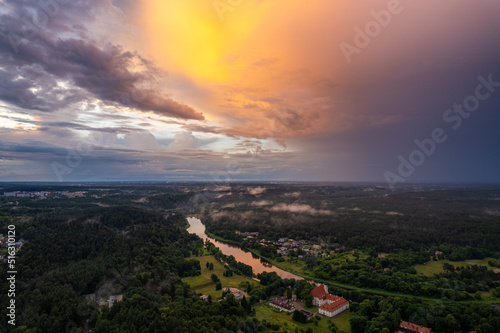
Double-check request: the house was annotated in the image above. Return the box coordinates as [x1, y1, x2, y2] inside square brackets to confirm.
[85, 294, 123, 308]
[396, 320, 431, 333]
[224, 287, 248, 300]
[318, 297, 349, 317]
[310, 284, 349, 317]
[108, 295, 123, 307]
[200, 295, 210, 301]
[300, 309, 313, 320]
[269, 296, 294, 313]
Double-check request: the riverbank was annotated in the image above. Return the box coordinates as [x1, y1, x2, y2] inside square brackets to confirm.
[206, 232, 493, 303]
[205, 229, 241, 246]
[194, 220, 500, 304]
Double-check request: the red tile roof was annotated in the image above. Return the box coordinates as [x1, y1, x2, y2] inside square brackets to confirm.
[399, 320, 431, 333]
[319, 297, 349, 313]
[310, 285, 327, 299]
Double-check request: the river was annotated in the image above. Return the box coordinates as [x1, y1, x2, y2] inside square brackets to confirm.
[186, 217, 303, 280]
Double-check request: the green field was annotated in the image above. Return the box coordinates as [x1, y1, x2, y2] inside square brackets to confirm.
[334, 312, 354, 333]
[270, 258, 307, 273]
[415, 258, 498, 277]
[182, 254, 257, 299]
[254, 303, 351, 333]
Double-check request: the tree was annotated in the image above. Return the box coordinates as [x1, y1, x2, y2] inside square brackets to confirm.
[292, 310, 307, 324]
[209, 262, 214, 270]
[211, 274, 219, 283]
[305, 294, 313, 308]
[443, 262, 455, 272]
[216, 282, 222, 290]
[359, 299, 375, 317]
[492, 287, 500, 298]
[241, 296, 251, 314]
[350, 316, 368, 333]
[444, 314, 460, 333]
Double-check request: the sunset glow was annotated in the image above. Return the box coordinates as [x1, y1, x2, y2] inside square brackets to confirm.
[0, 0, 498, 182]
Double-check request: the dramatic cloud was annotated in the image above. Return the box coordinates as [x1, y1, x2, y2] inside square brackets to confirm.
[167, 131, 217, 151]
[0, 0, 203, 120]
[0, 0, 499, 182]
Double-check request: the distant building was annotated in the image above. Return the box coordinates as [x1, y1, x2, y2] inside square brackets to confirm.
[224, 287, 248, 300]
[310, 284, 349, 317]
[84, 294, 123, 308]
[396, 320, 431, 333]
[269, 296, 294, 313]
[319, 298, 349, 317]
[108, 295, 123, 307]
[300, 309, 313, 320]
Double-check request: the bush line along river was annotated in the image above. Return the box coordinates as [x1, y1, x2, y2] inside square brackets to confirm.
[186, 217, 302, 280]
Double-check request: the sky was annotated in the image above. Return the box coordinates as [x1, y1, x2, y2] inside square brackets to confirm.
[0, 0, 499, 184]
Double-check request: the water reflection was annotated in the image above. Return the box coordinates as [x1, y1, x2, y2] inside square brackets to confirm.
[187, 217, 302, 280]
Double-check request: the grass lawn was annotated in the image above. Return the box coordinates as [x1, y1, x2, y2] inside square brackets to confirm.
[254, 304, 330, 333]
[333, 312, 353, 333]
[254, 304, 352, 333]
[182, 254, 257, 299]
[415, 258, 497, 277]
[273, 259, 306, 273]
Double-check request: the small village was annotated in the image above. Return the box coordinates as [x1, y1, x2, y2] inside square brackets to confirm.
[236, 232, 346, 259]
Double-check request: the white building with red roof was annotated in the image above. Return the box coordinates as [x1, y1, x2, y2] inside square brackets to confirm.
[396, 320, 432, 333]
[310, 284, 349, 317]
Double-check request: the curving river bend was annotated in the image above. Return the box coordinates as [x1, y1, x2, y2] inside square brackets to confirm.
[187, 217, 303, 280]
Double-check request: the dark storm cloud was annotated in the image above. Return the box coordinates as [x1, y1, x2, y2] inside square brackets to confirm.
[0, 0, 204, 120]
[0, 140, 68, 157]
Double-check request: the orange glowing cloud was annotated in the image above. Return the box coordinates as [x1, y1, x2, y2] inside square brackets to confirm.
[138, 0, 500, 144]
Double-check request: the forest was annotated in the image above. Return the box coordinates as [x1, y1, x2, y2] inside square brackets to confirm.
[0, 189, 262, 332]
[0, 182, 499, 332]
[201, 184, 500, 252]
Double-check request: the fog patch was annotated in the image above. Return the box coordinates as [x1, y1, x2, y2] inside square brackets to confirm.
[386, 211, 404, 216]
[484, 209, 500, 216]
[269, 203, 331, 215]
[251, 200, 272, 206]
[216, 192, 233, 199]
[248, 187, 267, 195]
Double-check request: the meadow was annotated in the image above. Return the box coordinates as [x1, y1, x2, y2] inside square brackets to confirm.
[182, 254, 258, 298]
[414, 258, 498, 277]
